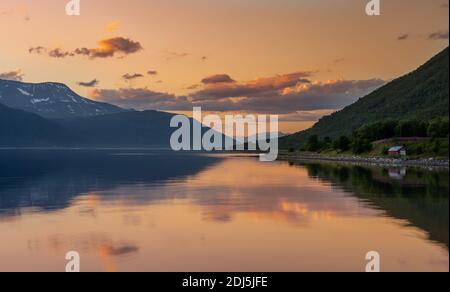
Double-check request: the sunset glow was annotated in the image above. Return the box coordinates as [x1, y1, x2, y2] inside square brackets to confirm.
[1, 0, 448, 132]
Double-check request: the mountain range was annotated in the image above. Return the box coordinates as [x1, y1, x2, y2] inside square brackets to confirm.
[1, 47, 448, 148]
[280, 47, 449, 148]
[0, 81, 218, 147]
[0, 103, 68, 146]
[0, 103, 198, 147]
[0, 79, 126, 119]
[0, 79, 184, 147]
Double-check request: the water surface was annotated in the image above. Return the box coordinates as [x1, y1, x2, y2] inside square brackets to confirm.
[0, 150, 448, 272]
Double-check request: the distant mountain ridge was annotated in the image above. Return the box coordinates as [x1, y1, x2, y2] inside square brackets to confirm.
[281, 47, 449, 148]
[0, 102, 224, 148]
[0, 79, 126, 119]
[0, 77, 230, 148]
[0, 103, 68, 146]
[58, 110, 182, 147]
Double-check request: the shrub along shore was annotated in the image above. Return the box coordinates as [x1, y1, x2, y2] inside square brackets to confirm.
[285, 118, 449, 161]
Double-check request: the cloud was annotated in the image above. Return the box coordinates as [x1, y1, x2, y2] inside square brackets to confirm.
[428, 30, 449, 40]
[90, 88, 191, 111]
[189, 78, 385, 114]
[75, 37, 143, 58]
[201, 74, 236, 84]
[397, 34, 409, 41]
[147, 70, 158, 76]
[201, 56, 208, 62]
[0, 70, 24, 81]
[186, 84, 201, 90]
[102, 244, 139, 257]
[48, 48, 74, 58]
[29, 37, 143, 59]
[77, 79, 99, 87]
[191, 72, 313, 101]
[90, 72, 384, 115]
[122, 73, 144, 81]
[29, 46, 45, 54]
[279, 110, 338, 122]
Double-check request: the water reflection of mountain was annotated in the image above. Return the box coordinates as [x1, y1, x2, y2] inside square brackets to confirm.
[300, 162, 449, 248]
[0, 150, 219, 216]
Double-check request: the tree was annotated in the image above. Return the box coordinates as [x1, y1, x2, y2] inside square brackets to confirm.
[396, 119, 428, 137]
[427, 118, 449, 138]
[356, 120, 398, 141]
[351, 138, 373, 154]
[306, 135, 320, 152]
[333, 136, 351, 151]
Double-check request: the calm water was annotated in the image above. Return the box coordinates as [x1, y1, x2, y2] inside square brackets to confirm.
[0, 149, 448, 272]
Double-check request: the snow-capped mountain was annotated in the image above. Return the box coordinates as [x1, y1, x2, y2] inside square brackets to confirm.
[0, 79, 126, 119]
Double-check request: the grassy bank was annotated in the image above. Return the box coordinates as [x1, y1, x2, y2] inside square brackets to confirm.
[279, 138, 449, 168]
[289, 138, 448, 160]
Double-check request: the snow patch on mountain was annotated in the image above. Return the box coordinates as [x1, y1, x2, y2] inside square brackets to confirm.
[0, 79, 127, 119]
[17, 88, 33, 96]
[31, 98, 50, 104]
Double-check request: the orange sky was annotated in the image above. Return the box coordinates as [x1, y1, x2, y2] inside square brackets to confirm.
[0, 0, 448, 132]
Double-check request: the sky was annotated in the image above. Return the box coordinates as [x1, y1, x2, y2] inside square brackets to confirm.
[0, 0, 449, 133]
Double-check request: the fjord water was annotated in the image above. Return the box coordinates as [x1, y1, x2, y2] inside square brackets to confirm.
[0, 150, 448, 272]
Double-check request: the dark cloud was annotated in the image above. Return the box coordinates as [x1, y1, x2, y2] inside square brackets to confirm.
[397, 34, 409, 41]
[48, 48, 74, 58]
[192, 72, 313, 101]
[73, 48, 91, 56]
[147, 70, 158, 76]
[221, 78, 386, 113]
[201, 74, 236, 84]
[87, 37, 143, 58]
[103, 244, 139, 256]
[29, 46, 45, 54]
[77, 79, 99, 87]
[122, 73, 144, 81]
[428, 30, 449, 40]
[186, 84, 201, 90]
[279, 110, 337, 122]
[201, 56, 208, 62]
[0, 70, 24, 81]
[29, 37, 143, 59]
[90, 88, 191, 111]
[183, 78, 383, 114]
[91, 74, 384, 115]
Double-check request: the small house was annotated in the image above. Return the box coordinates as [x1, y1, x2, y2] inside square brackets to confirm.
[388, 146, 406, 157]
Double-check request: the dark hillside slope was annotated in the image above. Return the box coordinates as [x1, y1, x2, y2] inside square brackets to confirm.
[0, 103, 67, 146]
[281, 47, 449, 147]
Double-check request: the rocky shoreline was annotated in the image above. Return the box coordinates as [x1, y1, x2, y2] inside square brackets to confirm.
[277, 151, 449, 169]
